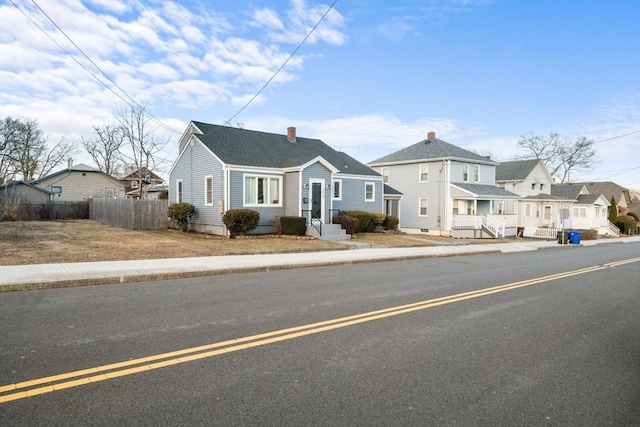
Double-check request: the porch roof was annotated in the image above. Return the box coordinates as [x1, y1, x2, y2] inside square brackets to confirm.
[521, 194, 574, 202]
[451, 182, 519, 199]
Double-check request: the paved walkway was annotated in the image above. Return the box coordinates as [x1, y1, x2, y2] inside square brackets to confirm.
[1, 236, 638, 291]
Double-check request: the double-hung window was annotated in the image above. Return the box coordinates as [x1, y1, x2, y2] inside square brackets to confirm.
[419, 198, 428, 216]
[419, 164, 428, 182]
[364, 182, 375, 202]
[244, 175, 281, 206]
[176, 180, 183, 203]
[381, 167, 389, 183]
[463, 164, 469, 182]
[333, 179, 342, 200]
[474, 165, 480, 182]
[204, 176, 213, 206]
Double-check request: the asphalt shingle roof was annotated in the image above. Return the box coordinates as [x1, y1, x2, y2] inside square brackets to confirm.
[495, 159, 540, 181]
[452, 183, 519, 197]
[192, 121, 379, 177]
[368, 137, 497, 165]
[383, 184, 403, 195]
[551, 183, 586, 200]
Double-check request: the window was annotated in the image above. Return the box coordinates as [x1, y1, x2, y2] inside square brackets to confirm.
[378, 167, 388, 183]
[51, 186, 62, 194]
[573, 207, 586, 218]
[364, 182, 375, 202]
[531, 183, 536, 190]
[244, 175, 281, 206]
[463, 164, 469, 182]
[131, 180, 138, 189]
[105, 188, 115, 198]
[333, 179, 342, 200]
[539, 183, 544, 191]
[176, 180, 183, 203]
[525, 203, 531, 217]
[204, 176, 213, 206]
[495, 201, 504, 215]
[419, 198, 428, 216]
[474, 165, 480, 182]
[419, 164, 428, 182]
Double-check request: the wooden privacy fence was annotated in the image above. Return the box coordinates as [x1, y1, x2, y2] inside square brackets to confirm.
[90, 199, 168, 229]
[0, 201, 89, 221]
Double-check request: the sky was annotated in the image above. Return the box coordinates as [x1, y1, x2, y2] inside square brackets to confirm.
[1, 0, 639, 189]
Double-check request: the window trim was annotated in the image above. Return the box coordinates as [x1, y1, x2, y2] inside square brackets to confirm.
[463, 164, 469, 182]
[176, 179, 183, 203]
[332, 179, 342, 201]
[204, 175, 213, 206]
[381, 167, 389, 183]
[364, 182, 375, 202]
[51, 185, 62, 194]
[243, 174, 282, 207]
[105, 188, 115, 198]
[419, 163, 428, 183]
[418, 197, 428, 217]
[474, 165, 480, 182]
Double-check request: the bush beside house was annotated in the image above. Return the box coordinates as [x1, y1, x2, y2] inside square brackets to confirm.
[280, 216, 307, 236]
[222, 209, 260, 236]
[167, 202, 196, 232]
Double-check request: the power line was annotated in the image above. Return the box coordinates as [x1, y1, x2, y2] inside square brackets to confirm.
[592, 130, 640, 144]
[11, 0, 178, 134]
[223, 0, 339, 126]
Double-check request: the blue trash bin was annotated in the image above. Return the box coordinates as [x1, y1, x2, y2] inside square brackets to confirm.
[568, 231, 582, 244]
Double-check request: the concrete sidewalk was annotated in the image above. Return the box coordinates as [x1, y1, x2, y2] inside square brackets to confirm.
[1, 236, 638, 291]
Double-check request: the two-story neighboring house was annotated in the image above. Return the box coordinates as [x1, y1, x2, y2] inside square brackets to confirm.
[119, 167, 165, 199]
[31, 163, 125, 201]
[169, 122, 385, 238]
[496, 159, 574, 230]
[369, 132, 518, 238]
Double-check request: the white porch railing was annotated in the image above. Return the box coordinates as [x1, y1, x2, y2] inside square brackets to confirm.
[603, 220, 620, 237]
[452, 215, 505, 238]
[523, 226, 560, 239]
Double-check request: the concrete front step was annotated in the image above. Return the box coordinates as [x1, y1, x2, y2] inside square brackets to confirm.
[306, 224, 351, 241]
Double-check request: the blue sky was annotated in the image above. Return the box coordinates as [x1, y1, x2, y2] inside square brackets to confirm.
[1, 0, 639, 189]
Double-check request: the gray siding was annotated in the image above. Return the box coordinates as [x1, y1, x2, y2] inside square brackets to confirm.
[377, 161, 443, 231]
[229, 169, 285, 233]
[284, 171, 300, 217]
[169, 140, 225, 233]
[332, 176, 384, 214]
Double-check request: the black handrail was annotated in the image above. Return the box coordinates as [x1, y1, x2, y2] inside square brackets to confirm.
[301, 209, 322, 236]
[329, 209, 354, 232]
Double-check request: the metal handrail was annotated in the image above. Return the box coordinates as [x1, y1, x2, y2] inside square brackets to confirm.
[301, 209, 322, 236]
[329, 209, 355, 232]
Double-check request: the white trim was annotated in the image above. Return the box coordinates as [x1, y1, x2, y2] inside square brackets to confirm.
[419, 197, 428, 217]
[242, 174, 283, 207]
[364, 182, 375, 202]
[204, 175, 213, 206]
[332, 178, 342, 200]
[309, 178, 325, 223]
[419, 163, 428, 183]
[176, 179, 183, 203]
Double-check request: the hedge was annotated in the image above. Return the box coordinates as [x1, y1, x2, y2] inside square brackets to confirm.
[222, 209, 260, 235]
[280, 216, 307, 236]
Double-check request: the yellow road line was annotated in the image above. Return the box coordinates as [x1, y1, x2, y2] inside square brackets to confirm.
[1, 259, 636, 403]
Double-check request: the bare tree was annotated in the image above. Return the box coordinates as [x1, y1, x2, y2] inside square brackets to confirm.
[0, 116, 76, 182]
[116, 105, 166, 199]
[517, 132, 597, 183]
[81, 124, 124, 176]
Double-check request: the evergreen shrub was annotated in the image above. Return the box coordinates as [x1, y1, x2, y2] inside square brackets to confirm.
[167, 202, 195, 232]
[222, 209, 260, 236]
[280, 216, 307, 235]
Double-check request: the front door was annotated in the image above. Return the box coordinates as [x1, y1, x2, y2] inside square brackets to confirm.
[310, 180, 323, 222]
[542, 205, 552, 226]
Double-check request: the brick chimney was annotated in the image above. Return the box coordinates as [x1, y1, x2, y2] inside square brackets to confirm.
[287, 126, 296, 143]
[427, 131, 436, 140]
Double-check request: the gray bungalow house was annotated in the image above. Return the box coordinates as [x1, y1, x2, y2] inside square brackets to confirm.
[369, 132, 519, 238]
[169, 122, 385, 237]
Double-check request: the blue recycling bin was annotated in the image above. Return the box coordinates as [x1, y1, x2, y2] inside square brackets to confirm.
[568, 231, 582, 244]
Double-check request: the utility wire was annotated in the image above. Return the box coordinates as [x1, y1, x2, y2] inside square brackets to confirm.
[223, 0, 339, 126]
[592, 130, 640, 144]
[14, 0, 178, 134]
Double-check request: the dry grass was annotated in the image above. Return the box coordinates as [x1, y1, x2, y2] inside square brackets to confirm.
[0, 220, 507, 266]
[0, 220, 348, 265]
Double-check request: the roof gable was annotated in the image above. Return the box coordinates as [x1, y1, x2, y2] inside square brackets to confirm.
[551, 183, 588, 199]
[495, 159, 542, 181]
[190, 121, 379, 177]
[368, 136, 497, 166]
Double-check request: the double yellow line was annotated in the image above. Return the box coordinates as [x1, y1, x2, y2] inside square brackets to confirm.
[1, 258, 637, 403]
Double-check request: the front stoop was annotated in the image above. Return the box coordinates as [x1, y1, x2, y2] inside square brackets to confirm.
[306, 223, 351, 241]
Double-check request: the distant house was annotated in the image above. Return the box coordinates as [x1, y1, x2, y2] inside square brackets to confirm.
[31, 163, 125, 201]
[0, 181, 53, 204]
[565, 181, 633, 216]
[496, 159, 574, 229]
[118, 167, 165, 199]
[369, 131, 518, 238]
[551, 183, 612, 234]
[169, 122, 386, 238]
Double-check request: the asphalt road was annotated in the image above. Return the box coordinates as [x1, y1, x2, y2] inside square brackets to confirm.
[1, 243, 639, 426]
